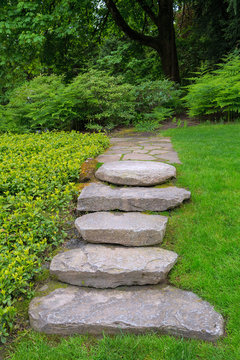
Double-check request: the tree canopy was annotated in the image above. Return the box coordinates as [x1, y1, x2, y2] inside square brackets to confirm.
[0, 0, 240, 101]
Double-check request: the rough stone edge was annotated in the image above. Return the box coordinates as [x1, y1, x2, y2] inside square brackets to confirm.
[29, 285, 225, 341]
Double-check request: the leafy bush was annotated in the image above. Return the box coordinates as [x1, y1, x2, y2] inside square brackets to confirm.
[85, 77, 182, 132]
[133, 79, 182, 131]
[0, 71, 183, 133]
[59, 69, 135, 130]
[134, 108, 174, 132]
[134, 79, 182, 116]
[184, 53, 240, 120]
[0, 75, 65, 133]
[0, 131, 109, 342]
[0, 71, 135, 132]
[134, 118, 160, 132]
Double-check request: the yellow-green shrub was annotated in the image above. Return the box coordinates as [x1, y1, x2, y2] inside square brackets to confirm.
[0, 131, 109, 342]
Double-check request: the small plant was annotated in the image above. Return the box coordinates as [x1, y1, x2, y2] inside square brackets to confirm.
[96, 162, 104, 169]
[177, 119, 182, 127]
[134, 118, 160, 132]
[86, 122, 104, 132]
[153, 107, 174, 122]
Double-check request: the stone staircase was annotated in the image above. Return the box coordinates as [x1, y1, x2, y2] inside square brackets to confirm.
[29, 159, 224, 341]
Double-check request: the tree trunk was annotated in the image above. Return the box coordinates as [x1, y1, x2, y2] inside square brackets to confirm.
[157, 0, 180, 82]
[104, 0, 180, 82]
[158, 39, 180, 83]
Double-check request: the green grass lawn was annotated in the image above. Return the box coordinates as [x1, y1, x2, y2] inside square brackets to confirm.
[5, 124, 240, 359]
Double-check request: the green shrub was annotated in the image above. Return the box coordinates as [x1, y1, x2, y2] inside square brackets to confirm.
[0, 71, 135, 132]
[134, 79, 182, 119]
[0, 131, 109, 342]
[184, 53, 240, 120]
[134, 118, 160, 132]
[0, 72, 183, 133]
[0, 75, 65, 132]
[60, 69, 135, 130]
[133, 79, 182, 131]
[152, 107, 174, 122]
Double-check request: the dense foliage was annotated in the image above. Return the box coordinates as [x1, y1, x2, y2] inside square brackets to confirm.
[0, 131, 109, 342]
[0, 71, 134, 132]
[0, 75, 65, 132]
[0, 0, 98, 103]
[1, 0, 240, 101]
[0, 72, 181, 132]
[190, 0, 240, 64]
[184, 53, 240, 120]
[95, 37, 163, 84]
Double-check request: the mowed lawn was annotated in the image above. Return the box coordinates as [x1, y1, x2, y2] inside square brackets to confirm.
[6, 124, 240, 360]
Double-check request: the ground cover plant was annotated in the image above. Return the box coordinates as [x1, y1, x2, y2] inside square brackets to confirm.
[0, 131, 109, 343]
[5, 123, 240, 359]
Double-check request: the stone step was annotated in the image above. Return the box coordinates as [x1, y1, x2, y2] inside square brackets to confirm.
[29, 285, 224, 341]
[77, 183, 191, 212]
[95, 161, 176, 186]
[75, 212, 168, 246]
[50, 244, 178, 288]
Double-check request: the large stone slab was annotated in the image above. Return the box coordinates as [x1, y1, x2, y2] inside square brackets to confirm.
[29, 285, 224, 340]
[75, 212, 168, 246]
[95, 161, 176, 186]
[77, 183, 191, 212]
[50, 244, 177, 288]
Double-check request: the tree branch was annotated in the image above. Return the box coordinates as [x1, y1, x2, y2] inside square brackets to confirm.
[92, 10, 110, 40]
[135, 0, 158, 26]
[104, 0, 158, 48]
[142, 11, 147, 33]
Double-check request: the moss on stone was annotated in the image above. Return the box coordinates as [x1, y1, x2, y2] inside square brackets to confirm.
[35, 280, 68, 298]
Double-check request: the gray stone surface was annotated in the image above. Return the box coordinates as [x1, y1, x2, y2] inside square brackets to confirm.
[29, 285, 224, 340]
[50, 245, 178, 288]
[64, 238, 84, 249]
[96, 154, 121, 163]
[156, 152, 182, 164]
[150, 150, 169, 155]
[77, 183, 191, 212]
[75, 212, 168, 246]
[96, 136, 182, 164]
[95, 161, 176, 186]
[123, 153, 156, 161]
[134, 149, 150, 154]
[145, 145, 172, 151]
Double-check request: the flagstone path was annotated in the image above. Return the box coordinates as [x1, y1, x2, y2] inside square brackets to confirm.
[96, 136, 182, 164]
[29, 133, 224, 341]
